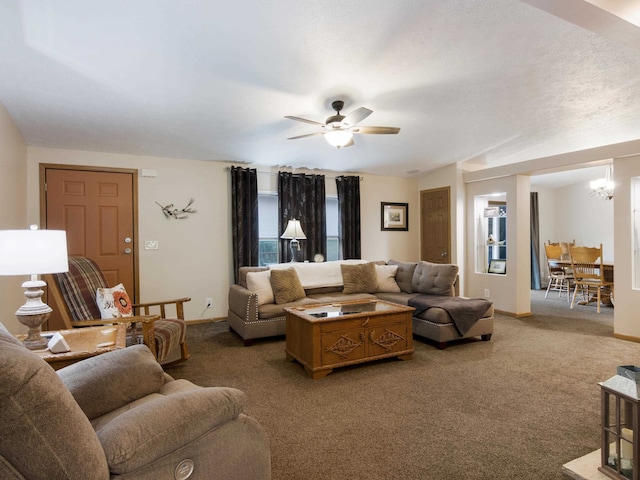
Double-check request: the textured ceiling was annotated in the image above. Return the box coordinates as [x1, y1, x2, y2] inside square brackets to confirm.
[1, 0, 640, 178]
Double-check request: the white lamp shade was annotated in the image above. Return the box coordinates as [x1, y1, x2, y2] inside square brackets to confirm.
[280, 219, 306, 240]
[0, 228, 69, 275]
[324, 130, 353, 147]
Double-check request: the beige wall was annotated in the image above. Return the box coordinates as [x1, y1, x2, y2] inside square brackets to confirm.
[612, 155, 640, 339]
[24, 147, 420, 326]
[0, 103, 28, 333]
[418, 163, 466, 293]
[465, 175, 531, 316]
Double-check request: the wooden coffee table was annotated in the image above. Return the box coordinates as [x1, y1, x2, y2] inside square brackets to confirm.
[285, 299, 414, 379]
[17, 325, 127, 370]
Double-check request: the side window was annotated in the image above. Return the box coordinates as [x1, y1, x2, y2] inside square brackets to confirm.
[258, 193, 279, 266]
[326, 196, 339, 261]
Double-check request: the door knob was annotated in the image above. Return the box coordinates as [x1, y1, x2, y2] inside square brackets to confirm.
[124, 248, 132, 254]
[124, 237, 132, 244]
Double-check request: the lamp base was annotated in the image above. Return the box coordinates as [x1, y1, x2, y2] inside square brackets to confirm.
[16, 312, 51, 350]
[16, 279, 53, 350]
[289, 239, 300, 262]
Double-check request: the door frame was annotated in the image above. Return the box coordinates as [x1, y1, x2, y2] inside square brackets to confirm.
[39, 163, 140, 302]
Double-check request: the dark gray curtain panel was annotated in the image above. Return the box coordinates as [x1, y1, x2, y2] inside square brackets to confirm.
[530, 191, 542, 289]
[230, 166, 259, 282]
[335, 175, 361, 259]
[277, 172, 326, 263]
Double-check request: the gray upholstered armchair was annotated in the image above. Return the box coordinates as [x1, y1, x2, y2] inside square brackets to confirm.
[0, 323, 271, 479]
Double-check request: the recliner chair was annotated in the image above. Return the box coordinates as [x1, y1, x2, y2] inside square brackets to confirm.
[0, 323, 271, 479]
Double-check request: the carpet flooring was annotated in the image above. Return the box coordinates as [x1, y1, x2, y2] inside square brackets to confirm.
[165, 290, 638, 479]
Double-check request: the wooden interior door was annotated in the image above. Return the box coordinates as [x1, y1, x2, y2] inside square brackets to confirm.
[42, 166, 138, 328]
[420, 187, 451, 264]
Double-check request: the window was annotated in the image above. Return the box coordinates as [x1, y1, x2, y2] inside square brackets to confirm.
[326, 196, 339, 261]
[258, 193, 279, 266]
[258, 193, 340, 264]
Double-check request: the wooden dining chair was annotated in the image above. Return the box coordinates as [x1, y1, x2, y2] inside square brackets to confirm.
[544, 243, 572, 301]
[46, 256, 191, 365]
[569, 244, 613, 313]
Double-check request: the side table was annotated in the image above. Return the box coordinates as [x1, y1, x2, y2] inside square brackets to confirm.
[16, 324, 127, 370]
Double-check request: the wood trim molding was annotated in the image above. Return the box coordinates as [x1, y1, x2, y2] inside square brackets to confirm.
[613, 333, 640, 344]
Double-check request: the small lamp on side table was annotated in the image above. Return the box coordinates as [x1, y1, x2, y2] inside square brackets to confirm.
[0, 225, 68, 350]
[281, 219, 306, 262]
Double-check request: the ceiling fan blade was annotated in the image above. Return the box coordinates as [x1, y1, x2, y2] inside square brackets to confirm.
[287, 132, 322, 140]
[285, 115, 325, 126]
[342, 107, 372, 125]
[351, 126, 400, 135]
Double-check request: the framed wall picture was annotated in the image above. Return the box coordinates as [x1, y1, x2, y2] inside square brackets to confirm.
[381, 202, 408, 231]
[488, 259, 507, 274]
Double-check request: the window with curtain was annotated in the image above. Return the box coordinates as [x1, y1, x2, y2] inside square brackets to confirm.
[278, 172, 326, 263]
[258, 193, 339, 264]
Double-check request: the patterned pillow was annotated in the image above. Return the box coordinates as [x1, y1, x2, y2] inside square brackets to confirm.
[341, 262, 378, 294]
[96, 283, 133, 318]
[270, 268, 306, 304]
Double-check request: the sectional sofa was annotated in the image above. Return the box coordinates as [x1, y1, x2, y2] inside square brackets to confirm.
[227, 260, 494, 349]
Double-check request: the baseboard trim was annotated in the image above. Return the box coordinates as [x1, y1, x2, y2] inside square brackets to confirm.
[613, 333, 640, 344]
[495, 309, 533, 318]
[186, 317, 227, 325]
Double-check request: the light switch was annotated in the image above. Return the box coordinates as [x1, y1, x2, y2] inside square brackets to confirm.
[145, 240, 159, 250]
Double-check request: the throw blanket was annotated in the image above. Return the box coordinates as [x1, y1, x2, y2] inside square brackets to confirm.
[408, 295, 492, 336]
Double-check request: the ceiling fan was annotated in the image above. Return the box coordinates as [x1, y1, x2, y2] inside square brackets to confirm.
[285, 100, 400, 148]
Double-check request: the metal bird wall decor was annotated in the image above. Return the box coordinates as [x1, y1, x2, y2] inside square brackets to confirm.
[155, 199, 196, 219]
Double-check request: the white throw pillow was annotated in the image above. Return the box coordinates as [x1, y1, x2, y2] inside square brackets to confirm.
[96, 283, 133, 319]
[375, 264, 401, 293]
[246, 270, 274, 305]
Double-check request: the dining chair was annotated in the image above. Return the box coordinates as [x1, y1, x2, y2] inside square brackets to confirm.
[569, 244, 613, 313]
[46, 256, 191, 365]
[548, 239, 575, 261]
[544, 243, 572, 301]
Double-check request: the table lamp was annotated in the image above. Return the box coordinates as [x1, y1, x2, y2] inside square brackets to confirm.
[281, 219, 306, 262]
[0, 225, 68, 349]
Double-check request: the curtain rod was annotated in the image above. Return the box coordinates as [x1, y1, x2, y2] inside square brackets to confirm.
[224, 166, 363, 181]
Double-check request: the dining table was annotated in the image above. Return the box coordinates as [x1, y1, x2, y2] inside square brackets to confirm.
[549, 259, 614, 306]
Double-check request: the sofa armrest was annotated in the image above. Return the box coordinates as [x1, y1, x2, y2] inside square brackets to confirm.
[96, 387, 247, 474]
[57, 345, 166, 420]
[228, 284, 259, 323]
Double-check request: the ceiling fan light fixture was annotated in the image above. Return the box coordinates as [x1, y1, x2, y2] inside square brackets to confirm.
[324, 130, 353, 148]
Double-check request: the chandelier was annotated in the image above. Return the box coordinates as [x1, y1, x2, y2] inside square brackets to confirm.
[590, 165, 614, 200]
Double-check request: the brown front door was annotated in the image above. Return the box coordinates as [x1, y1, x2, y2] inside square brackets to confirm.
[420, 187, 451, 264]
[42, 165, 138, 327]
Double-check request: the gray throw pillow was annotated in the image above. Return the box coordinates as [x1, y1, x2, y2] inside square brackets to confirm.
[270, 268, 306, 304]
[387, 259, 418, 293]
[341, 262, 378, 294]
[411, 261, 459, 296]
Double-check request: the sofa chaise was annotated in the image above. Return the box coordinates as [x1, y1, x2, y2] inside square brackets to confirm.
[228, 259, 494, 349]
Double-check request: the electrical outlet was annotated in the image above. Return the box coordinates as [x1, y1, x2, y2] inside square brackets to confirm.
[484, 289, 490, 298]
[205, 298, 213, 309]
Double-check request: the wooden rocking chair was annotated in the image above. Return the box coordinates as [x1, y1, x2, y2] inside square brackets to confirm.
[46, 256, 190, 365]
